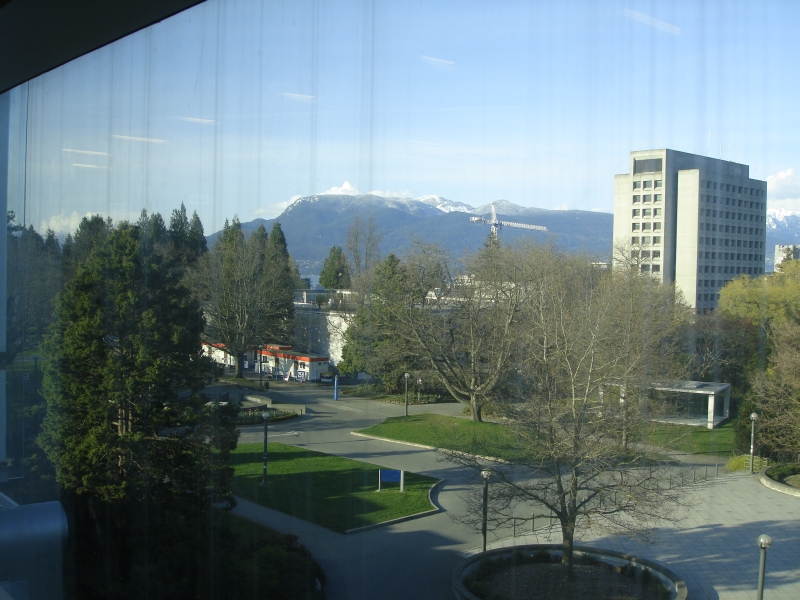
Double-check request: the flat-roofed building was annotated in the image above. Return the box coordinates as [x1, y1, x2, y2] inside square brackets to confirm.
[613, 149, 767, 311]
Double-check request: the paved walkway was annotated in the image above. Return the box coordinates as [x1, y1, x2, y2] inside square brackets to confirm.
[229, 380, 800, 600]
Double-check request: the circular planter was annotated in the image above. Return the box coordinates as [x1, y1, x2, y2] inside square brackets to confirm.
[452, 544, 687, 600]
[760, 466, 800, 498]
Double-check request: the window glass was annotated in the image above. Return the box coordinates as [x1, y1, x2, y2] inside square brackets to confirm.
[0, 3, 785, 599]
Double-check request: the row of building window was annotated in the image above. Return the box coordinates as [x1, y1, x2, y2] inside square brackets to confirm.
[702, 196, 763, 210]
[632, 208, 662, 217]
[631, 250, 661, 259]
[698, 293, 721, 303]
[632, 180, 662, 190]
[631, 236, 661, 245]
[700, 227, 762, 237]
[632, 194, 662, 203]
[632, 222, 661, 231]
[699, 237, 764, 248]
[698, 251, 763, 262]
[640, 264, 661, 273]
[700, 262, 763, 276]
[700, 210, 763, 222]
[703, 181, 765, 197]
[699, 279, 727, 288]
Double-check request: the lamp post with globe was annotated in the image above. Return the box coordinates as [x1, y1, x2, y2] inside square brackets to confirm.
[750, 412, 758, 474]
[481, 469, 491, 552]
[261, 410, 271, 486]
[404, 373, 410, 416]
[756, 534, 772, 600]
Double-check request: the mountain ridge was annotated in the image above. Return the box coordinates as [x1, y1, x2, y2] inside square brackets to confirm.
[207, 193, 614, 277]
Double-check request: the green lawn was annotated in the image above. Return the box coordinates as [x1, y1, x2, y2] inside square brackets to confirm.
[231, 442, 439, 533]
[358, 413, 734, 460]
[646, 422, 735, 455]
[356, 413, 530, 462]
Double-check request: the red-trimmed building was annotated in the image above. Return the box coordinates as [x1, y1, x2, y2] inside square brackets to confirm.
[201, 342, 330, 382]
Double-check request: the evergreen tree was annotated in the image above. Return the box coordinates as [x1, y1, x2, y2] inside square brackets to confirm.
[339, 254, 418, 391]
[319, 245, 351, 289]
[38, 220, 236, 599]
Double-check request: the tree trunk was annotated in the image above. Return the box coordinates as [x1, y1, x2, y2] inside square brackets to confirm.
[560, 519, 576, 577]
[470, 396, 482, 422]
[235, 354, 244, 379]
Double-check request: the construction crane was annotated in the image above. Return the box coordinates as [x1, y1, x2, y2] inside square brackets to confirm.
[470, 202, 547, 237]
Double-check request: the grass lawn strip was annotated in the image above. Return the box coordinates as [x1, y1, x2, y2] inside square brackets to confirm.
[356, 414, 530, 463]
[357, 414, 732, 463]
[231, 442, 439, 533]
[646, 422, 734, 455]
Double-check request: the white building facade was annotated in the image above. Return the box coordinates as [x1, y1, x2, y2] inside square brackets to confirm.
[613, 149, 767, 311]
[774, 244, 800, 271]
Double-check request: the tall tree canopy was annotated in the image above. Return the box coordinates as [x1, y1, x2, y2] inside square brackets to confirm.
[38, 218, 237, 598]
[339, 253, 418, 391]
[195, 218, 295, 377]
[319, 245, 351, 289]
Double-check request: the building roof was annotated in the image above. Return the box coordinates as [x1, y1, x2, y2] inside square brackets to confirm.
[650, 380, 730, 394]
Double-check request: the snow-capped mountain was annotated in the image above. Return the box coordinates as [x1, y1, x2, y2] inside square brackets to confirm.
[417, 195, 475, 213]
[211, 193, 612, 275]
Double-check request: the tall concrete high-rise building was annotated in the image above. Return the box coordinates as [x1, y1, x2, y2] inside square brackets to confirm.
[613, 149, 767, 312]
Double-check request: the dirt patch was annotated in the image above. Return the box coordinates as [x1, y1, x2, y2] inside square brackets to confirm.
[472, 562, 669, 600]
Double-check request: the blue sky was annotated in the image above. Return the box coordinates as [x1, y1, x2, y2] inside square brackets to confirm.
[10, 0, 800, 234]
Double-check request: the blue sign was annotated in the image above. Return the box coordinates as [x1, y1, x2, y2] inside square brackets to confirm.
[380, 470, 401, 483]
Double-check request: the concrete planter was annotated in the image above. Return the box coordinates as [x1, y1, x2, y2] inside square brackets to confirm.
[760, 472, 800, 497]
[452, 544, 688, 600]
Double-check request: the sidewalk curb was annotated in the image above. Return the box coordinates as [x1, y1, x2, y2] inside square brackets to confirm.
[759, 472, 800, 497]
[350, 431, 437, 450]
[345, 479, 445, 534]
[349, 431, 510, 464]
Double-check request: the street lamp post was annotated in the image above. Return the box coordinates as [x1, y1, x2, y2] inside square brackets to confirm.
[404, 373, 410, 416]
[481, 469, 491, 552]
[757, 534, 772, 600]
[261, 410, 271, 486]
[259, 345, 264, 388]
[750, 412, 758, 474]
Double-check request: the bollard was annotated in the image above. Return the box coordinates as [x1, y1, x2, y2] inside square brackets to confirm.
[716, 463, 719, 478]
[513, 518, 516, 538]
[705, 466, 708, 480]
[693, 469, 696, 484]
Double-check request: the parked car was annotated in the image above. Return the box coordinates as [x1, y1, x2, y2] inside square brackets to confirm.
[319, 372, 334, 383]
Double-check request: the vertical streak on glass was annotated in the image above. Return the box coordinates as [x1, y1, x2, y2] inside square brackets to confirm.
[0, 91, 9, 476]
[359, 0, 375, 193]
[309, 0, 319, 196]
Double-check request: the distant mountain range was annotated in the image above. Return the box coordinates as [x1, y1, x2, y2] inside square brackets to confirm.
[207, 194, 614, 277]
[206, 195, 800, 276]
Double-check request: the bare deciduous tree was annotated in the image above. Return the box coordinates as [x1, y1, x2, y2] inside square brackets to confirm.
[447, 250, 692, 574]
[392, 241, 529, 421]
[193, 218, 294, 377]
[345, 214, 382, 281]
